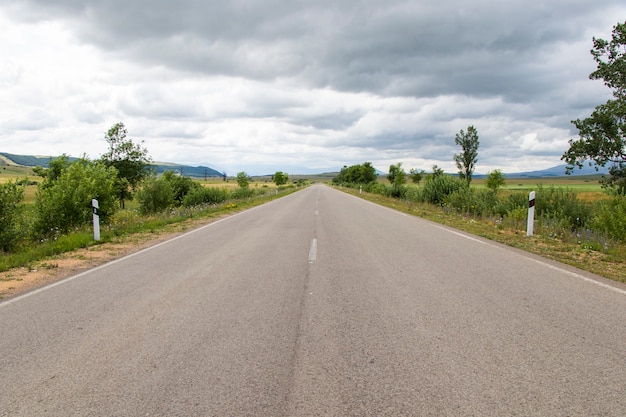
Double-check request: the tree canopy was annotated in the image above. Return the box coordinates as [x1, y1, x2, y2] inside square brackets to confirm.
[454, 125, 479, 185]
[100, 122, 152, 206]
[562, 22, 626, 195]
[236, 171, 251, 188]
[273, 171, 289, 186]
[387, 162, 406, 186]
[332, 162, 377, 184]
[485, 169, 506, 193]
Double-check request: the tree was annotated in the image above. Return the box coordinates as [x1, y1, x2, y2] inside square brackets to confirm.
[409, 168, 425, 185]
[100, 122, 152, 207]
[332, 162, 377, 184]
[136, 175, 174, 214]
[430, 165, 445, 179]
[562, 22, 626, 195]
[454, 125, 479, 185]
[387, 162, 407, 198]
[34, 158, 118, 237]
[387, 163, 406, 186]
[485, 169, 506, 193]
[161, 170, 200, 206]
[273, 171, 288, 186]
[0, 180, 25, 252]
[236, 171, 251, 188]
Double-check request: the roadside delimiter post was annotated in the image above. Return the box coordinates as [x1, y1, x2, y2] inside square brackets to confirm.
[527, 191, 535, 237]
[92, 198, 100, 241]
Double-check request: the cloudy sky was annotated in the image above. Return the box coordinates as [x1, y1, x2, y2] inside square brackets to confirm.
[0, 1, 624, 175]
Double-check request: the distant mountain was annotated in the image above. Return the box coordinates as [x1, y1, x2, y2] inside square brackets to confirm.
[0, 152, 223, 178]
[501, 164, 610, 178]
[0, 153, 70, 167]
[152, 163, 223, 178]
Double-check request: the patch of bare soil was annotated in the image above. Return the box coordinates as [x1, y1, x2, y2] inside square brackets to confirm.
[0, 216, 223, 301]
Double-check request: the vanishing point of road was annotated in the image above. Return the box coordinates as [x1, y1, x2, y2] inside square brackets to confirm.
[1, 184, 625, 416]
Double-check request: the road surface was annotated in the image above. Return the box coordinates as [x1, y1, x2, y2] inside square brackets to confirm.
[1, 184, 625, 416]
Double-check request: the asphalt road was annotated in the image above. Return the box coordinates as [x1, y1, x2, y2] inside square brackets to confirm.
[1, 184, 625, 416]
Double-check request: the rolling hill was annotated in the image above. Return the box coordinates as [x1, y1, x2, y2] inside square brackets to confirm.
[0, 152, 223, 178]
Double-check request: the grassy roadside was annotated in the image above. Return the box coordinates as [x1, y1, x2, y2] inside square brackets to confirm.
[0, 186, 303, 275]
[336, 186, 626, 284]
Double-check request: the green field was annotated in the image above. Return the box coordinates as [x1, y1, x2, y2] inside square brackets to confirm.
[0, 165, 35, 182]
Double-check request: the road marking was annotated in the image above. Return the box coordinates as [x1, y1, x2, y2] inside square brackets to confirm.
[308, 239, 317, 263]
[527, 257, 626, 296]
[432, 224, 487, 245]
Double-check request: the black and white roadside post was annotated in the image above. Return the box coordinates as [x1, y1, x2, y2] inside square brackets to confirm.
[92, 199, 100, 241]
[527, 191, 536, 237]
[360, 185, 362, 194]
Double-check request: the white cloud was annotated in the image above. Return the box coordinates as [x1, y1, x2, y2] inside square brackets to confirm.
[0, 2, 624, 175]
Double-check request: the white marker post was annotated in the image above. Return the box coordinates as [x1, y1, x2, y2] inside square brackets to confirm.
[360, 185, 362, 194]
[527, 191, 535, 237]
[92, 199, 100, 241]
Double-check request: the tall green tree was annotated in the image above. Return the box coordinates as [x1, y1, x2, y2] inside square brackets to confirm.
[485, 169, 506, 193]
[273, 171, 288, 186]
[454, 125, 480, 185]
[387, 162, 407, 198]
[387, 162, 406, 186]
[409, 168, 425, 185]
[562, 22, 626, 195]
[100, 122, 152, 207]
[236, 171, 251, 188]
[0, 180, 25, 252]
[161, 170, 200, 206]
[332, 162, 377, 184]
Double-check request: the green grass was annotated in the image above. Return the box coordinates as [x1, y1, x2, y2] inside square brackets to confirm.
[0, 165, 36, 182]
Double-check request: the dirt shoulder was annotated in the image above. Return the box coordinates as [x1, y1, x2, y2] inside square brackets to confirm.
[0, 215, 225, 301]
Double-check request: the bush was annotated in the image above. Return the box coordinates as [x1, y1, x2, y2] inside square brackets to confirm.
[182, 187, 229, 207]
[161, 171, 201, 206]
[0, 180, 25, 251]
[590, 197, 626, 241]
[364, 182, 386, 195]
[501, 192, 529, 216]
[404, 186, 421, 202]
[445, 187, 498, 217]
[33, 159, 118, 238]
[535, 185, 592, 229]
[136, 176, 174, 214]
[387, 184, 407, 199]
[420, 175, 465, 205]
[230, 187, 256, 199]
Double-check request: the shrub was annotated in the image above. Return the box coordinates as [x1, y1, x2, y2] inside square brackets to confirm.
[33, 159, 118, 238]
[0, 180, 25, 251]
[387, 184, 407, 199]
[404, 186, 421, 202]
[501, 192, 529, 216]
[445, 187, 498, 217]
[590, 197, 626, 241]
[230, 187, 256, 199]
[535, 185, 592, 229]
[136, 176, 174, 214]
[420, 175, 465, 205]
[364, 182, 387, 195]
[161, 171, 201, 206]
[182, 187, 229, 207]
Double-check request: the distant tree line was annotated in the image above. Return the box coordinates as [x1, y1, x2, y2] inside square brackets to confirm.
[0, 123, 300, 254]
